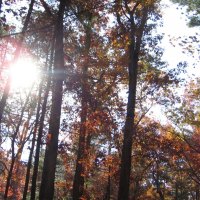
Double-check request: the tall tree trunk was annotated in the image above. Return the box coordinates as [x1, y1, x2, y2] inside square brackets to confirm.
[72, 106, 87, 200]
[22, 81, 43, 200]
[30, 37, 54, 200]
[118, 6, 148, 200]
[72, 17, 92, 200]
[117, 36, 139, 200]
[39, 0, 66, 199]
[0, 0, 35, 126]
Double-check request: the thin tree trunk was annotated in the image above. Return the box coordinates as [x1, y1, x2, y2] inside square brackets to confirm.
[104, 165, 111, 200]
[72, 112, 87, 199]
[30, 79, 51, 200]
[104, 136, 112, 200]
[13, 111, 34, 198]
[196, 185, 200, 200]
[72, 17, 92, 200]
[4, 86, 33, 199]
[118, 6, 148, 200]
[30, 37, 54, 200]
[22, 81, 43, 200]
[39, 0, 66, 199]
[0, 0, 35, 126]
[155, 162, 164, 200]
[0, 76, 11, 126]
[0, 0, 2, 13]
[4, 156, 15, 199]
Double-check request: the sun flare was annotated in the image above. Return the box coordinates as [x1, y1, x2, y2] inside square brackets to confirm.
[10, 58, 40, 88]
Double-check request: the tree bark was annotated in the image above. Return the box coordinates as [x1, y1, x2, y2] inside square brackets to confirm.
[118, 43, 138, 200]
[22, 81, 43, 200]
[30, 37, 54, 200]
[39, 0, 66, 199]
[118, 5, 148, 200]
[72, 15, 92, 200]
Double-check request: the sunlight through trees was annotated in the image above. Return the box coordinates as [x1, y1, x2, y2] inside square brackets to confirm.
[0, 0, 199, 199]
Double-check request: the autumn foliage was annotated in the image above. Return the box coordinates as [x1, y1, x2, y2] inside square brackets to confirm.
[0, 0, 199, 199]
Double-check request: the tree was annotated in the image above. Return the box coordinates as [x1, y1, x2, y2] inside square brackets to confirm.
[22, 81, 43, 200]
[113, 1, 161, 199]
[39, 0, 66, 199]
[70, 1, 101, 198]
[30, 37, 54, 200]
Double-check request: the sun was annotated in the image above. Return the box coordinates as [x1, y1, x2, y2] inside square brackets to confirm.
[10, 58, 40, 88]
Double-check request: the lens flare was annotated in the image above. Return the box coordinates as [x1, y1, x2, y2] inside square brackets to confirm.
[10, 58, 40, 88]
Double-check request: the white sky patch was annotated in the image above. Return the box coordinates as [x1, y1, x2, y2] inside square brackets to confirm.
[147, 104, 168, 124]
[159, 0, 200, 79]
[140, 0, 200, 125]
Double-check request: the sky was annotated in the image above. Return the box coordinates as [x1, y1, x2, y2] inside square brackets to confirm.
[147, 0, 200, 123]
[160, 0, 200, 79]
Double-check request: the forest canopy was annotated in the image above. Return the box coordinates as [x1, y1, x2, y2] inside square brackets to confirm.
[0, 0, 199, 199]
